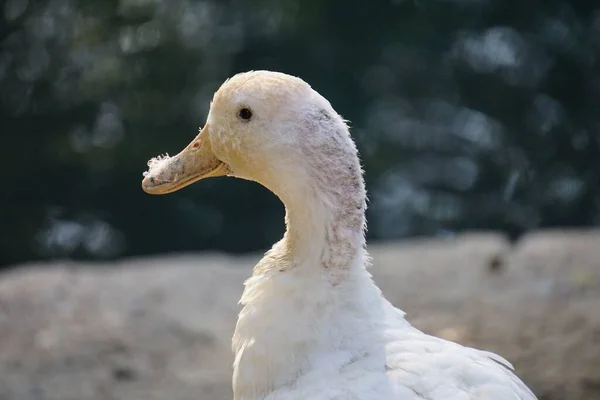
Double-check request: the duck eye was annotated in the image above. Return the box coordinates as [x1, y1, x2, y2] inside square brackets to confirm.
[238, 107, 252, 121]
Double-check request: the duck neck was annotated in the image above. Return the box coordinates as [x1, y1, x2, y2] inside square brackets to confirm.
[282, 177, 367, 277]
[233, 178, 381, 400]
[232, 122, 379, 399]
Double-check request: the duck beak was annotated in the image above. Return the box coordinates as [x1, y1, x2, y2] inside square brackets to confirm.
[141, 124, 229, 195]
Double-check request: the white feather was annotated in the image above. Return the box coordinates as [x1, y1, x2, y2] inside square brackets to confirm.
[202, 71, 537, 400]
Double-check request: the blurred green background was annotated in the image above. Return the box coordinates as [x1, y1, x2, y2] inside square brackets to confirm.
[1, 0, 599, 268]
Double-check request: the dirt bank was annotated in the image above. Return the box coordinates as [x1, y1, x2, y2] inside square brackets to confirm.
[0, 230, 599, 399]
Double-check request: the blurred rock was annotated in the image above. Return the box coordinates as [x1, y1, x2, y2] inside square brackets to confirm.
[0, 230, 599, 400]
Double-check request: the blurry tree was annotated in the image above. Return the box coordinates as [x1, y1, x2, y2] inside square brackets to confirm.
[1, 0, 599, 267]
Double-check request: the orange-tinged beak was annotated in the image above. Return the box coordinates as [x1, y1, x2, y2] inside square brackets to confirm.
[141, 125, 229, 195]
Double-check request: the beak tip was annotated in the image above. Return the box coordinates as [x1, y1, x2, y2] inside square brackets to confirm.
[141, 175, 160, 194]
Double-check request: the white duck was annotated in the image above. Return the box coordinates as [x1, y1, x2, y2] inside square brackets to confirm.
[141, 71, 537, 400]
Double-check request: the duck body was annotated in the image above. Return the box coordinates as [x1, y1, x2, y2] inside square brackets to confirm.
[233, 246, 535, 400]
[141, 71, 537, 400]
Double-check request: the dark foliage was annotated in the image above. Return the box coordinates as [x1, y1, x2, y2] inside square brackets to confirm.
[1, 0, 598, 267]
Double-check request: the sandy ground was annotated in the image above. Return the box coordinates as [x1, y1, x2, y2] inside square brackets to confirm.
[0, 230, 599, 400]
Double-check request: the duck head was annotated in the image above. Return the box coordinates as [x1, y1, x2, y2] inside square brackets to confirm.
[142, 71, 366, 242]
[142, 70, 362, 204]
